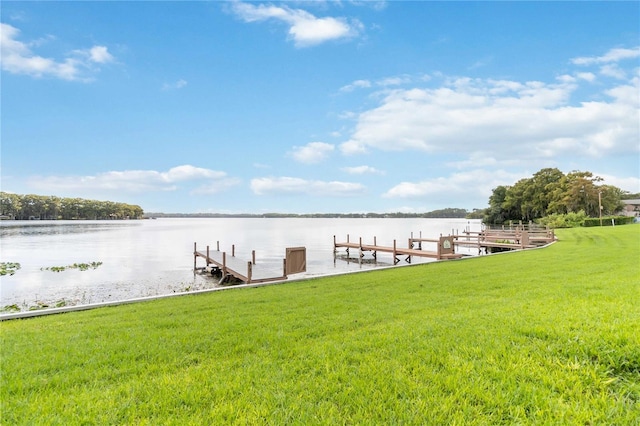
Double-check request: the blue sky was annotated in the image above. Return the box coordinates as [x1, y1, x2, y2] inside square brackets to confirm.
[2, 1, 639, 214]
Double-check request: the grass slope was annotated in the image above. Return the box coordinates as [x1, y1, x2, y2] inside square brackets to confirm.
[2, 226, 639, 424]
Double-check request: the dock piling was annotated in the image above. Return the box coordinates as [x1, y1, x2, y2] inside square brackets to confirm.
[193, 242, 197, 272]
[283, 259, 287, 279]
[222, 252, 227, 275]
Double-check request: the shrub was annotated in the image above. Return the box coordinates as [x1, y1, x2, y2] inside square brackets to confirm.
[537, 211, 587, 228]
[583, 216, 635, 227]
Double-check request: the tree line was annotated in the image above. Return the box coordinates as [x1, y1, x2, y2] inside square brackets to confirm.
[482, 168, 628, 224]
[146, 208, 471, 219]
[0, 192, 144, 220]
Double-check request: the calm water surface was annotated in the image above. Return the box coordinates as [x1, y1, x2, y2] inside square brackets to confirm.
[0, 218, 481, 311]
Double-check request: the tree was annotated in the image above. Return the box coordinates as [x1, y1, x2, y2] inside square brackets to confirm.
[484, 185, 510, 224]
[562, 171, 603, 217]
[0, 193, 22, 219]
[599, 185, 625, 216]
[527, 168, 564, 218]
[481, 169, 626, 224]
[0, 192, 144, 220]
[504, 179, 528, 220]
[466, 208, 486, 219]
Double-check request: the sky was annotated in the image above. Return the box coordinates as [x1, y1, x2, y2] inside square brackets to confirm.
[1, 1, 639, 214]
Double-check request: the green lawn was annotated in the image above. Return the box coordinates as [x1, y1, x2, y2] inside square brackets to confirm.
[2, 226, 639, 425]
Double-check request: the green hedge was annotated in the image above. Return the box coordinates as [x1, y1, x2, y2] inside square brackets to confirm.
[536, 211, 587, 228]
[583, 216, 635, 227]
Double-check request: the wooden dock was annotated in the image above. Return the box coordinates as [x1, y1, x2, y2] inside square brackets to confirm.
[334, 234, 462, 264]
[194, 242, 291, 285]
[335, 226, 555, 263]
[454, 226, 555, 253]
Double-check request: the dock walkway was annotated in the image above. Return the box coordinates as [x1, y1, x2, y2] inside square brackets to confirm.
[334, 235, 462, 264]
[194, 243, 287, 284]
[455, 227, 555, 253]
[335, 226, 555, 262]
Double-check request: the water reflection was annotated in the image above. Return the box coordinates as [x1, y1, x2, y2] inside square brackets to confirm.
[0, 220, 140, 238]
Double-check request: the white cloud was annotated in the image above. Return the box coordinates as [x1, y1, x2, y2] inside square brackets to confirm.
[162, 79, 188, 90]
[161, 165, 226, 181]
[599, 64, 626, 80]
[26, 165, 230, 193]
[571, 46, 640, 81]
[190, 178, 243, 195]
[377, 75, 412, 87]
[251, 176, 366, 196]
[290, 142, 335, 163]
[339, 70, 638, 160]
[87, 46, 114, 64]
[571, 46, 640, 65]
[446, 153, 504, 169]
[576, 72, 596, 82]
[339, 74, 427, 93]
[342, 165, 385, 175]
[468, 56, 493, 70]
[231, 2, 362, 47]
[597, 174, 640, 194]
[0, 23, 114, 81]
[382, 169, 526, 205]
[340, 79, 372, 92]
[605, 78, 640, 105]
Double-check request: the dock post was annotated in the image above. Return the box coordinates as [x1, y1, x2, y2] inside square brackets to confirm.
[283, 258, 287, 279]
[217, 241, 220, 251]
[193, 242, 197, 272]
[222, 252, 227, 275]
[252, 250, 256, 264]
[206, 245, 210, 266]
[247, 261, 252, 284]
[373, 236, 377, 259]
[232, 245, 235, 257]
[393, 239, 399, 264]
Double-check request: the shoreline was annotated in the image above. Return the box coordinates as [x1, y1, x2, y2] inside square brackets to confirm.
[0, 242, 556, 321]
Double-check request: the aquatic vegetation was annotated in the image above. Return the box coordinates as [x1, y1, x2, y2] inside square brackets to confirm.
[41, 261, 103, 272]
[0, 262, 21, 276]
[0, 304, 21, 313]
[26, 299, 69, 311]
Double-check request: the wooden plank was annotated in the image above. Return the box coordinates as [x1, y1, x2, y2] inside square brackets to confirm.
[334, 240, 453, 260]
[408, 237, 440, 243]
[195, 248, 286, 284]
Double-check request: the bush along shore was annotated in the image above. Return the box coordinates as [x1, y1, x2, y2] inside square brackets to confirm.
[1, 225, 638, 424]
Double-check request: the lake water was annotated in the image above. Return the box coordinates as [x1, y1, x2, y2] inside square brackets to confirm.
[0, 218, 482, 312]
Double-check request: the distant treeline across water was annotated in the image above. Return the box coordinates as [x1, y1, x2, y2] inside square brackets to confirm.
[0, 192, 144, 220]
[144, 208, 480, 219]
